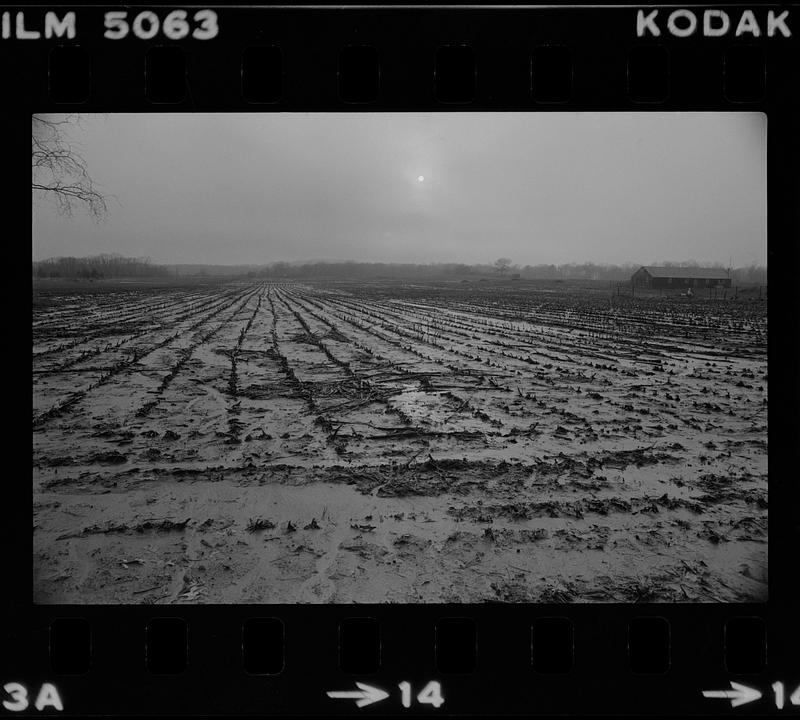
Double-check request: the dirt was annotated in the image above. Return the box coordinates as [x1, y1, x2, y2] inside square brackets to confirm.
[32, 279, 768, 603]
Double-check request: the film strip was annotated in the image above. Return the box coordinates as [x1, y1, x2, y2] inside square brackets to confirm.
[6, 1, 800, 716]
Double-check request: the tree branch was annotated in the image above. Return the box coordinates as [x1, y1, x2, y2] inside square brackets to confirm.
[32, 113, 110, 220]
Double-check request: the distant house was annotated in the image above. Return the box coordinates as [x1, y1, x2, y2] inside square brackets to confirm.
[511, 273, 521, 280]
[631, 266, 732, 289]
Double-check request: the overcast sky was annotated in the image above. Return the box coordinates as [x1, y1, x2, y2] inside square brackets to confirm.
[33, 112, 767, 267]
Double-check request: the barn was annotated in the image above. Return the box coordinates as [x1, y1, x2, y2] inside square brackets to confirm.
[631, 266, 732, 289]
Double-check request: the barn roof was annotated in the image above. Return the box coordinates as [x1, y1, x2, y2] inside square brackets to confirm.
[639, 266, 731, 279]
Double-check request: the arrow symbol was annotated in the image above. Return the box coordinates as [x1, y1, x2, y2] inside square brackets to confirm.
[327, 682, 389, 708]
[703, 682, 762, 708]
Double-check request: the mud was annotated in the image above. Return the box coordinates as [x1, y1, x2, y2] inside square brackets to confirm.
[33, 279, 767, 603]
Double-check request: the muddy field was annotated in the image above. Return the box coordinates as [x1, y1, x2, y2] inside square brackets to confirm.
[32, 279, 768, 603]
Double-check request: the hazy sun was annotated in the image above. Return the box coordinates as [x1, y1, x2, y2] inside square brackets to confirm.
[417, 175, 425, 183]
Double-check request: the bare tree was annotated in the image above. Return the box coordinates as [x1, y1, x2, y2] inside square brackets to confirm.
[493, 257, 513, 276]
[32, 114, 109, 219]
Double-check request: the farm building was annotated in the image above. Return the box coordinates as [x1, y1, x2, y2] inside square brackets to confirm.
[631, 266, 732, 289]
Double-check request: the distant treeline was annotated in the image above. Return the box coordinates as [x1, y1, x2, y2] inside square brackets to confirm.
[33, 254, 171, 279]
[732, 266, 768, 284]
[248, 260, 768, 284]
[32, 255, 768, 284]
[247, 261, 641, 280]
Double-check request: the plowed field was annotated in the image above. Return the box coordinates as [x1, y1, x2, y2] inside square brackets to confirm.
[33, 280, 768, 603]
